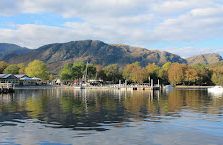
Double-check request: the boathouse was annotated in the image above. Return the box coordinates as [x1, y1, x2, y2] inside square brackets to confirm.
[0, 74, 42, 86]
[15, 75, 42, 85]
[0, 74, 19, 84]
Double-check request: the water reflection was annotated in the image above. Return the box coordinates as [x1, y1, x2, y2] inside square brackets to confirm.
[0, 89, 223, 129]
[0, 89, 223, 145]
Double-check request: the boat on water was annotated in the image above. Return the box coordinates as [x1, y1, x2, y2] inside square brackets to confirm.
[73, 84, 86, 89]
[164, 85, 173, 92]
[208, 86, 223, 95]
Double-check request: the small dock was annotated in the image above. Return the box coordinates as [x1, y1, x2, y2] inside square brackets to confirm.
[72, 84, 161, 91]
[0, 83, 15, 93]
[114, 84, 160, 91]
[73, 79, 161, 91]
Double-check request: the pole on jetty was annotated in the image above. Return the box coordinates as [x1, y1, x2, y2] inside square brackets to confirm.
[151, 79, 153, 89]
[125, 80, 127, 89]
[119, 80, 121, 89]
[158, 79, 160, 87]
[149, 76, 151, 86]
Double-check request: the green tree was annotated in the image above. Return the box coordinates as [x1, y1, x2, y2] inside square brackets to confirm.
[87, 64, 97, 79]
[103, 64, 122, 83]
[0, 61, 8, 73]
[72, 61, 86, 79]
[60, 61, 97, 81]
[158, 62, 172, 85]
[17, 63, 26, 74]
[3, 64, 19, 74]
[25, 60, 49, 80]
[60, 63, 73, 81]
[95, 65, 106, 80]
[162, 62, 172, 71]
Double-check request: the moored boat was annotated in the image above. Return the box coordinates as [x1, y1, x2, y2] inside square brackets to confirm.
[208, 86, 223, 95]
[164, 85, 173, 92]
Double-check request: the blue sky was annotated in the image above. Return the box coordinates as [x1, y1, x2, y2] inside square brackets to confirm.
[0, 0, 223, 57]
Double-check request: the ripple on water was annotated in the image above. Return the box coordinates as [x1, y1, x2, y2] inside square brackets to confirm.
[0, 89, 223, 145]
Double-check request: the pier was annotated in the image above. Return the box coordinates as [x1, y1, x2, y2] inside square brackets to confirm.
[0, 83, 14, 93]
[116, 79, 161, 91]
[73, 79, 161, 91]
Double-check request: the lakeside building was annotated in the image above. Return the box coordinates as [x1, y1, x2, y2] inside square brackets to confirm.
[0, 74, 42, 86]
[0, 74, 19, 85]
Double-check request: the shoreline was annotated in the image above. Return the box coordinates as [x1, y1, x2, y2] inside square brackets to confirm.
[14, 85, 216, 90]
[175, 85, 213, 90]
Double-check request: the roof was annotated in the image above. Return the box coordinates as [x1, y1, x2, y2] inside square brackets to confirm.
[20, 77, 33, 80]
[32, 77, 41, 80]
[0, 74, 18, 79]
[14, 74, 28, 79]
[0, 74, 6, 78]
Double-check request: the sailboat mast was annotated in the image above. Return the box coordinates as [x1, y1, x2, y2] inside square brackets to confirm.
[85, 62, 88, 83]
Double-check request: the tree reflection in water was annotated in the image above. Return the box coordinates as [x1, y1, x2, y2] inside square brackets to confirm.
[0, 88, 223, 131]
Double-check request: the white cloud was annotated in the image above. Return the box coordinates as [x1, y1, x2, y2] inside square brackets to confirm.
[0, 0, 150, 17]
[152, 0, 216, 14]
[0, 0, 223, 57]
[152, 5, 223, 41]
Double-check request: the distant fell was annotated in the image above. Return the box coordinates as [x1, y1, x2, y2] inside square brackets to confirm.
[1, 40, 222, 73]
[5, 40, 186, 72]
[186, 53, 222, 65]
[0, 43, 30, 60]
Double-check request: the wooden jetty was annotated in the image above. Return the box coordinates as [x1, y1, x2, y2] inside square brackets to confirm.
[0, 83, 15, 93]
[73, 85, 160, 90]
[115, 79, 160, 91]
[73, 80, 161, 91]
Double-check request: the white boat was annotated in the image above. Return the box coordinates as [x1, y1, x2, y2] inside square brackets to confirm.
[208, 86, 223, 95]
[164, 85, 173, 92]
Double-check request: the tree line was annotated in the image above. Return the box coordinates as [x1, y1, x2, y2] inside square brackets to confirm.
[1, 59, 223, 86]
[60, 61, 223, 86]
[0, 60, 49, 80]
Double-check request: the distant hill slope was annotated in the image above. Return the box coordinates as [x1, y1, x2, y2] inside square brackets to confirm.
[186, 53, 222, 65]
[0, 43, 30, 60]
[5, 40, 186, 72]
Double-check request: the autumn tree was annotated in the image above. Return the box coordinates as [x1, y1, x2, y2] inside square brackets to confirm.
[211, 72, 223, 86]
[192, 64, 211, 85]
[145, 63, 160, 79]
[168, 63, 186, 86]
[123, 62, 146, 83]
[184, 66, 199, 85]
[210, 64, 223, 85]
[25, 60, 49, 80]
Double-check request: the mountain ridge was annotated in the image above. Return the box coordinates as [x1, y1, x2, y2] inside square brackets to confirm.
[186, 53, 222, 65]
[0, 43, 30, 60]
[0, 40, 222, 72]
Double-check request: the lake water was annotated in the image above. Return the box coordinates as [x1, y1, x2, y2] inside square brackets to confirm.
[0, 88, 222, 145]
